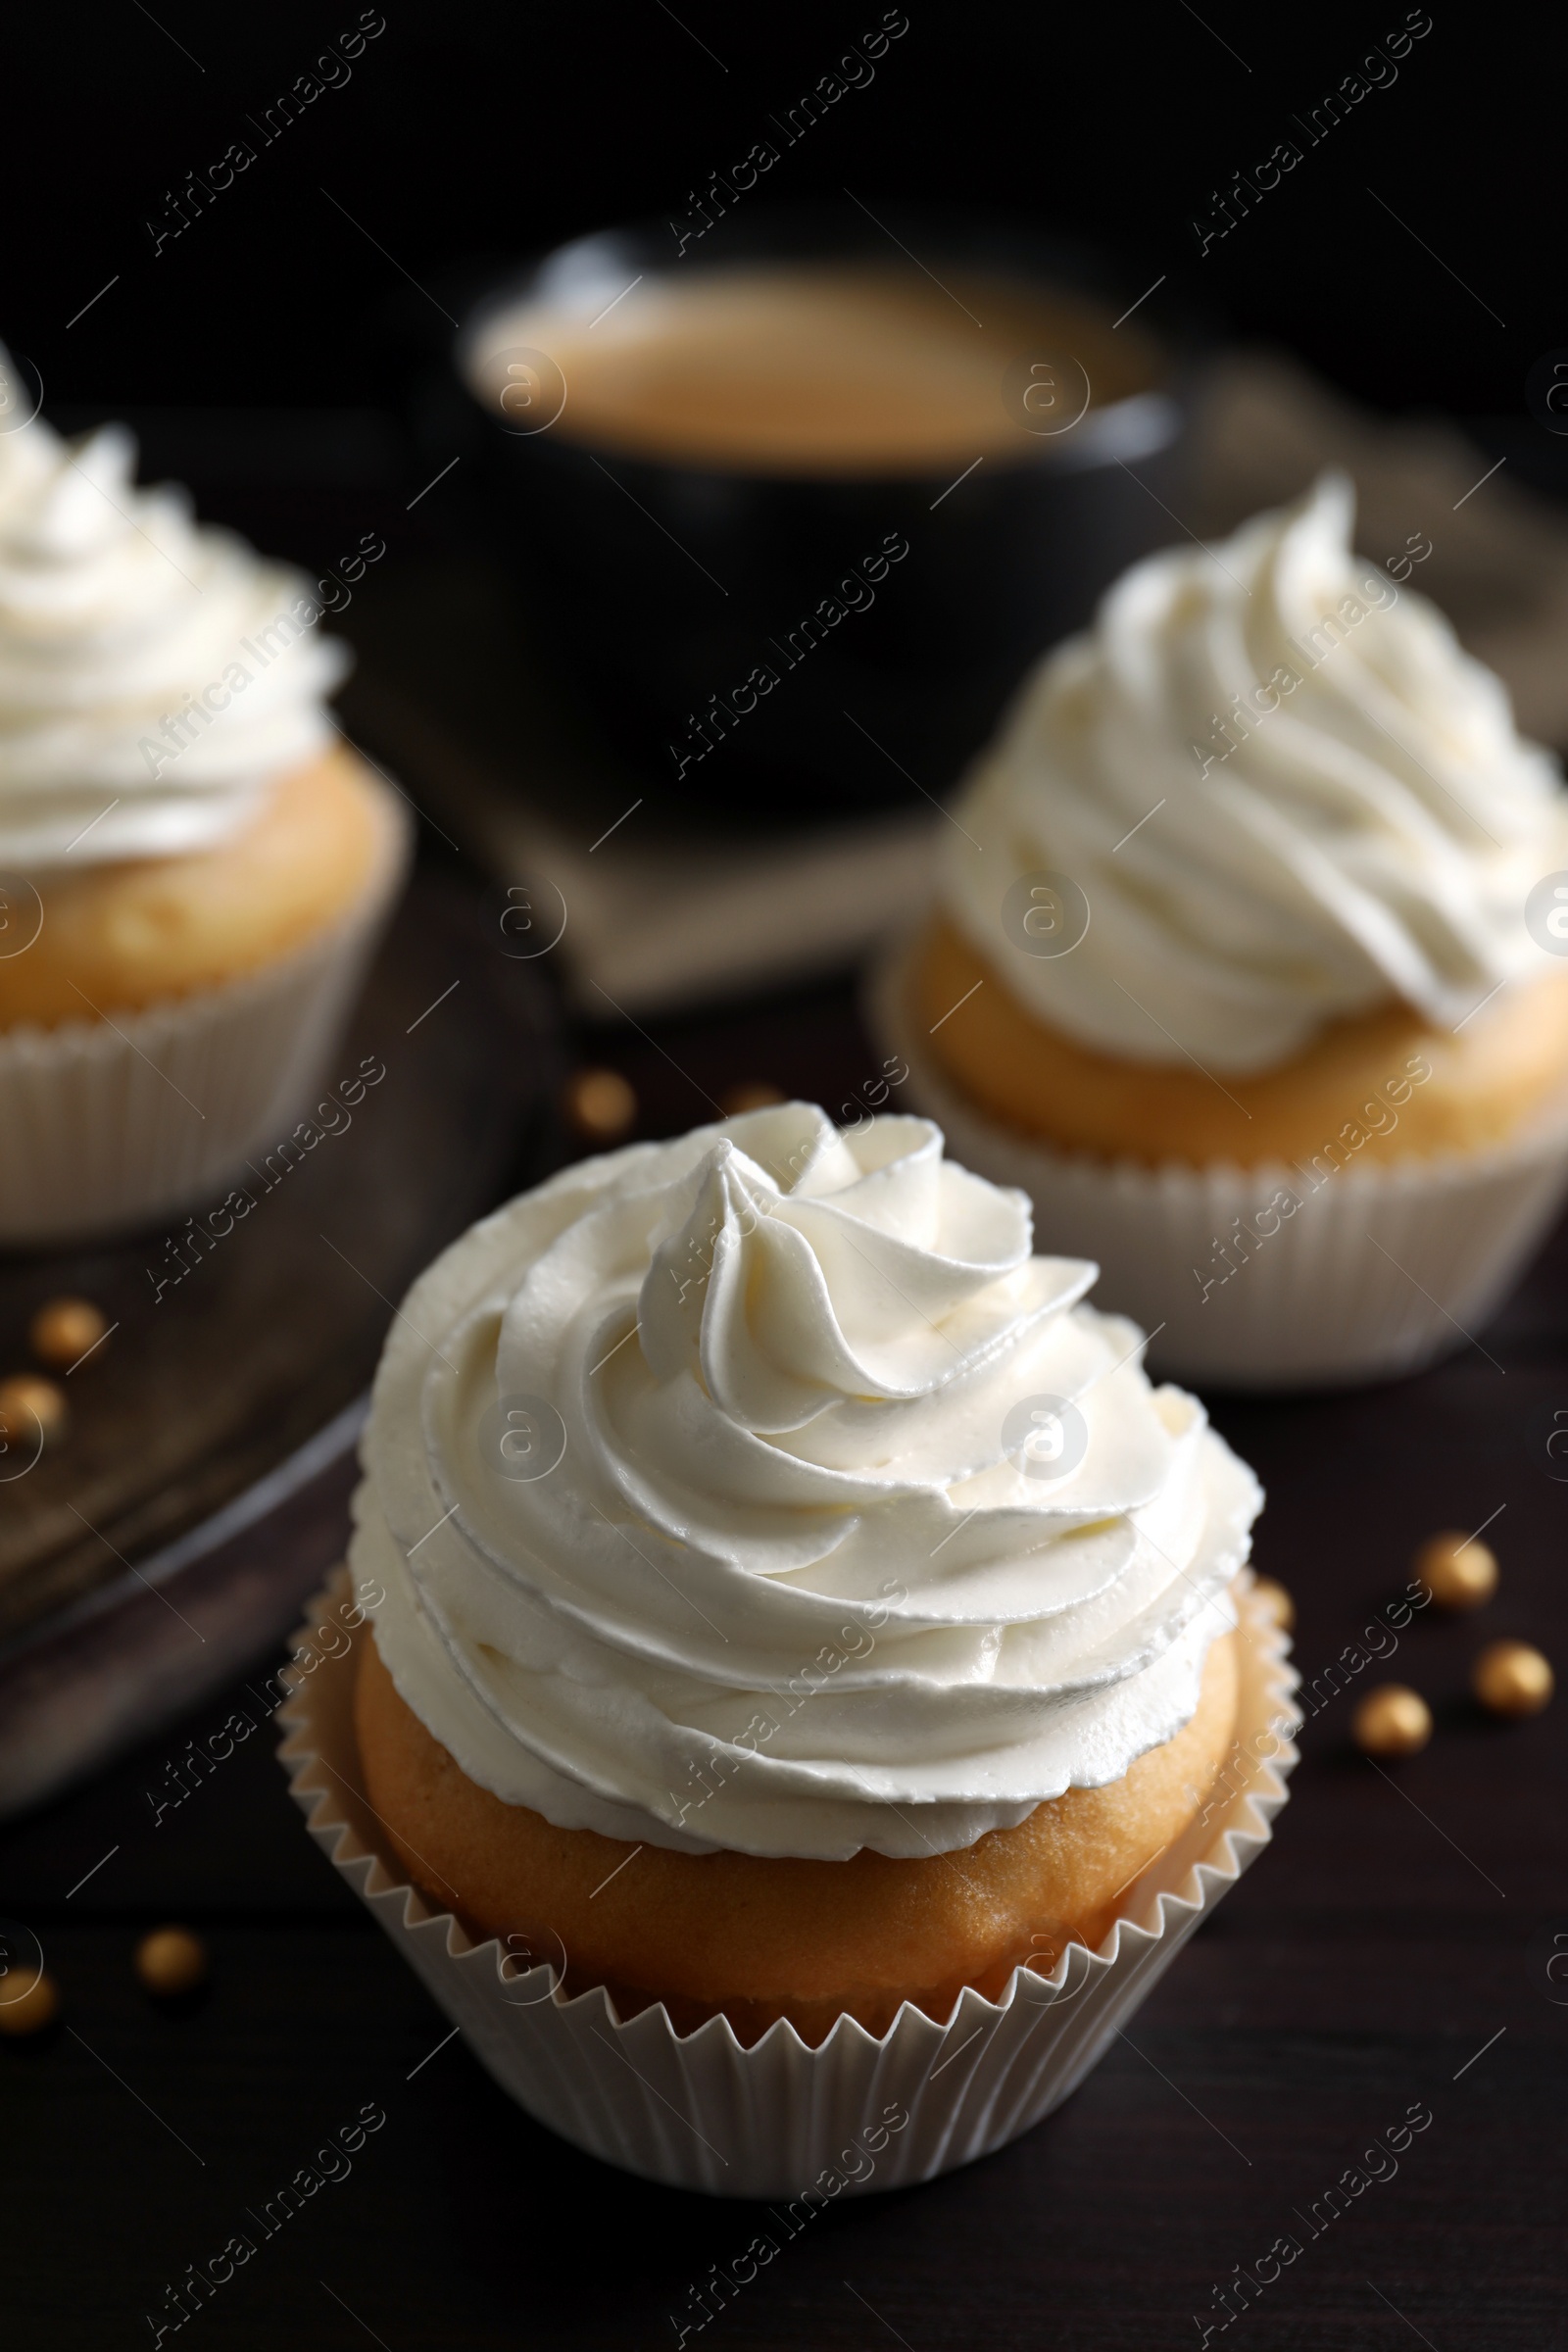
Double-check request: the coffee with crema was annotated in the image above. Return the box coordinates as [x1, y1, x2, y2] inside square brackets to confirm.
[466, 266, 1160, 475]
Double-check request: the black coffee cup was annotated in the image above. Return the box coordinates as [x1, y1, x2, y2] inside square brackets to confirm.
[440, 202, 1199, 810]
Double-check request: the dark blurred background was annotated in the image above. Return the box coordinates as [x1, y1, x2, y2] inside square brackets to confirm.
[9, 27, 1568, 2352]
[10, 2, 1557, 447]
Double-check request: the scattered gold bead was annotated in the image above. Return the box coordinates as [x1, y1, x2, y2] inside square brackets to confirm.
[1473, 1640, 1553, 1719]
[1352, 1683, 1433, 1756]
[0, 1374, 67, 1447]
[29, 1296, 109, 1371]
[1415, 1529, 1498, 1612]
[134, 1927, 209, 1997]
[1250, 1576, 1295, 1634]
[721, 1081, 785, 1115]
[563, 1067, 637, 1144]
[0, 1972, 59, 2035]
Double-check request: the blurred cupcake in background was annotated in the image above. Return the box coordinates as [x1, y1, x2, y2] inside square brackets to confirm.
[0, 367, 409, 1244]
[874, 473, 1568, 1387]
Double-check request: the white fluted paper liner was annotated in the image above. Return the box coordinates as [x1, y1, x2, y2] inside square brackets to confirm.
[0, 783, 410, 1246]
[278, 1569, 1297, 2200]
[870, 940, 1568, 1390]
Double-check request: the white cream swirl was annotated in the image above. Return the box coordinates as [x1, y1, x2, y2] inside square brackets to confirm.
[357, 1104, 1259, 1861]
[0, 401, 348, 868]
[946, 472, 1568, 1075]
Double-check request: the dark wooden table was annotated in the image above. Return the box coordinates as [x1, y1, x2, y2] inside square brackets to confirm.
[5, 958, 1566, 2352]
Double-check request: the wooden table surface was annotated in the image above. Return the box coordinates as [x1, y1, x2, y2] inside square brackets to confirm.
[5, 957, 1566, 2351]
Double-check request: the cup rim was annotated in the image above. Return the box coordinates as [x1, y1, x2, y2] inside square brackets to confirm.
[451, 199, 1202, 486]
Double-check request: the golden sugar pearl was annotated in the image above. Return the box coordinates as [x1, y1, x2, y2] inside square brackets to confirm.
[563, 1067, 637, 1144]
[1352, 1683, 1433, 1757]
[0, 1971, 59, 2035]
[1415, 1530, 1498, 1612]
[720, 1080, 785, 1116]
[134, 1926, 209, 1997]
[1473, 1640, 1553, 1719]
[1250, 1577, 1295, 1634]
[0, 1374, 67, 1446]
[28, 1296, 109, 1371]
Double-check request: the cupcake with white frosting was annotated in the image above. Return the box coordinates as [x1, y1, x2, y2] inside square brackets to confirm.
[0, 395, 408, 1243]
[279, 1104, 1296, 2194]
[876, 474, 1568, 1385]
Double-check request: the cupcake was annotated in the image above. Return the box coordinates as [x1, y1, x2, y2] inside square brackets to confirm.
[874, 473, 1568, 1385]
[0, 395, 409, 1244]
[280, 1103, 1296, 2193]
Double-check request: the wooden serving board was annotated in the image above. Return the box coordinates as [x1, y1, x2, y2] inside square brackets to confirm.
[0, 867, 562, 1811]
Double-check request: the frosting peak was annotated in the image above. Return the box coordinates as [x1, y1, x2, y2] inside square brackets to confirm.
[359, 1105, 1259, 1860]
[635, 1123, 1032, 1424]
[0, 390, 348, 870]
[946, 471, 1568, 1074]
